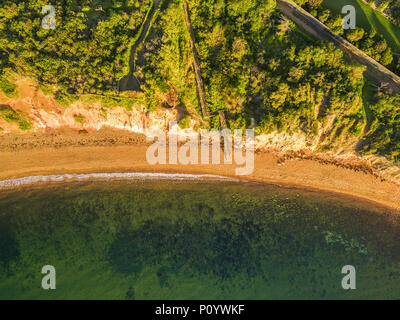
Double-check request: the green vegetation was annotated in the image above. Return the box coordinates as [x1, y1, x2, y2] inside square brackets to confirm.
[0, 106, 32, 130]
[73, 114, 86, 124]
[125, 0, 155, 73]
[54, 90, 78, 107]
[135, 0, 368, 149]
[324, 0, 400, 51]
[0, 77, 17, 98]
[0, 0, 152, 95]
[182, 0, 366, 149]
[295, 0, 400, 73]
[137, 0, 199, 111]
[385, 1, 400, 26]
[39, 83, 55, 96]
[83, 94, 141, 111]
[361, 89, 400, 161]
[178, 115, 191, 129]
[0, 0, 399, 160]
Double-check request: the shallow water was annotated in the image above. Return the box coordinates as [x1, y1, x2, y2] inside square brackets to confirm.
[0, 179, 399, 299]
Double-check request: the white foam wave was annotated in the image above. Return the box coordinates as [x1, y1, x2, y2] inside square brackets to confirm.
[0, 172, 237, 189]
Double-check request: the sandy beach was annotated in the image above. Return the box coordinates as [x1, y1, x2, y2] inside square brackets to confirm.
[0, 128, 399, 212]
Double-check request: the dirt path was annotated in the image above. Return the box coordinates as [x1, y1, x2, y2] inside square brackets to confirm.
[183, 0, 209, 118]
[119, 0, 162, 91]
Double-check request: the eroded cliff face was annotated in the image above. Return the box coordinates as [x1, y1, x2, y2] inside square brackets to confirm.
[0, 77, 354, 154]
[1, 77, 400, 183]
[32, 102, 178, 134]
[0, 78, 179, 135]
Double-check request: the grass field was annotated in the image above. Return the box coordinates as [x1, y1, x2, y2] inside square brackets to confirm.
[322, 0, 400, 53]
[361, 78, 376, 135]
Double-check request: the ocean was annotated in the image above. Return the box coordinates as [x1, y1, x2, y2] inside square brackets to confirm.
[0, 176, 399, 299]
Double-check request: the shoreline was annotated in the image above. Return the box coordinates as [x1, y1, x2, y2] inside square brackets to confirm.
[0, 129, 399, 212]
[0, 172, 237, 189]
[0, 170, 397, 214]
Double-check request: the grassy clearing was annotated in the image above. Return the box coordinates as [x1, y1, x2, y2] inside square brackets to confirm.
[0, 107, 32, 130]
[361, 78, 377, 134]
[39, 84, 55, 96]
[73, 114, 86, 124]
[0, 78, 18, 98]
[54, 90, 79, 107]
[178, 115, 191, 129]
[322, 0, 400, 53]
[83, 95, 141, 111]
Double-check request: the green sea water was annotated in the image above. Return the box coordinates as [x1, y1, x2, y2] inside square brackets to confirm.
[0, 179, 399, 300]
